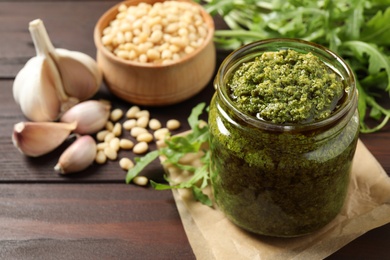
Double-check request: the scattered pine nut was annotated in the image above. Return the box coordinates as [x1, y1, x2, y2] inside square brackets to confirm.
[136, 116, 149, 128]
[149, 118, 162, 130]
[104, 132, 115, 143]
[110, 108, 124, 122]
[95, 150, 107, 164]
[133, 142, 148, 154]
[96, 142, 108, 151]
[119, 157, 134, 170]
[112, 122, 122, 137]
[133, 176, 149, 186]
[154, 128, 170, 140]
[126, 106, 140, 118]
[104, 146, 118, 160]
[166, 119, 181, 130]
[130, 126, 148, 137]
[123, 119, 137, 130]
[96, 130, 110, 141]
[105, 121, 114, 131]
[137, 132, 154, 143]
[119, 139, 134, 150]
[109, 137, 121, 151]
[135, 110, 150, 119]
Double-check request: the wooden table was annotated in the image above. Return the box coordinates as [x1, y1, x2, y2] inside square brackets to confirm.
[1, 1, 389, 259]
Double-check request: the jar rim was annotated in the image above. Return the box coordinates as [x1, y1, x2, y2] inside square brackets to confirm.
[215, 38, 357, 132]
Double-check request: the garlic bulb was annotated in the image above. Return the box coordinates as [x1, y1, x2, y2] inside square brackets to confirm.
[13, 19, 101, 122]
[12, 121, 77, 157]
[60, 100, 111, 134]
[54, 135, 97, 174]
[12, 30, 69, 122]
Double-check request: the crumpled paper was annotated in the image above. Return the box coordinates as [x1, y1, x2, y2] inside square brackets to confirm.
[163, 139, 390, 259]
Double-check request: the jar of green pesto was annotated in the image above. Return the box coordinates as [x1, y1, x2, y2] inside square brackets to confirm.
[209, 38, 359, 237]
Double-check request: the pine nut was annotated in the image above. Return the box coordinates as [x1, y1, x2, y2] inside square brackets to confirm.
[104, 146, 118, 160]
[166, 119, 181, 130]
[96, 142, 108, 151]
[133, 176, 149, 186]
[148, 118, 161, 130]
[109, 137, 121, 151]
[104, 132, 115, 143]
[130, 126, 148, 137]
[135, 110, 150, 119]
[137, 132, 154, 143]
[136, 116, 149, 128]
[112, 122, 122, 137]
[105, 121, 114, 131]
[154, 128, 170, 140]
[119, 139, 134, 150]
[96, 130, 110, 141]
[119, 157, 134, 170]
[110, 108, 124, 122]
[126, 106, 140, 118]
[123, 119, 137, 130]
[133, 142, 149, 154]
[95, 150, 107, 164]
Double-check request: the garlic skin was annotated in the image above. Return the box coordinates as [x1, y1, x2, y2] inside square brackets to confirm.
[60, 100, 111, 134]
[54, 135, 97, 174]
[12, 121, 77, 157]
[13, 19, 101, 122]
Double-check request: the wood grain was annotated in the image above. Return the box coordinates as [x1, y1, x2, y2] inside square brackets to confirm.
[0, 184, 195, 259]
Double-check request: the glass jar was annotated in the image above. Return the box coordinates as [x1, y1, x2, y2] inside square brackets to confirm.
[208, 38, 359, 237]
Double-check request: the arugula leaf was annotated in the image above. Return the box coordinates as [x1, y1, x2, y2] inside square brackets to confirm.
[342, 41, 390, 90]
[361, 7, 390, 45]
[126, 150, 159, 184]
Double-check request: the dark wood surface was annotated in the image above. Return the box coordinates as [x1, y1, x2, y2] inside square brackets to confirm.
[0, 1, 389, 259]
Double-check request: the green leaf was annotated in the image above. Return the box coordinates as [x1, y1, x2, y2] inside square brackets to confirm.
[361, 7, 390, 45]
[188, 102, 206, 129]
[369, 106, 382, 120]
[150, 180, 173, 190]
[344, 0, 365, 40]
[192, 186, 212, 206]
[125, 150, 159, 184]
[342, 41, 390, 90]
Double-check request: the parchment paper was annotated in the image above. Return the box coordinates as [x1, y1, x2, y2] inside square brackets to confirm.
[162, 139, 390, 259]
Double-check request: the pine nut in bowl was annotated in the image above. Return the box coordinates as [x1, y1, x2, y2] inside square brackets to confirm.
[94, 0, 216, 106]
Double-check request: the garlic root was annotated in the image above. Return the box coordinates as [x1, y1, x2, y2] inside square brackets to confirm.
[54, 135, 97, 174]
[12, 121, 77, 157]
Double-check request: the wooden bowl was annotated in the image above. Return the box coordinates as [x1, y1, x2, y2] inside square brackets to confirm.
[94, 0, 216, 106]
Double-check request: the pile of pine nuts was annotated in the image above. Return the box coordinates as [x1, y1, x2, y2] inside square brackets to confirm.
[95, 103, 181, 186]
[101, 1, 209, 64]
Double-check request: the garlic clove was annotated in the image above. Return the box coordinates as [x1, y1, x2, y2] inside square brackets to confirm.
[13, 57, 63, 121]
[54, 49, 102, 101]
[12, 121, 77, 157]
[54, 135, 97, 174]
[13, 19, 75, 122]
[59, 100, 111, 134]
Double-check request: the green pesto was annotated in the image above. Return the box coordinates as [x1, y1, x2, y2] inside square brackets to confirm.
[209, 49, 359, 237]
[227, 49, 345, 124]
